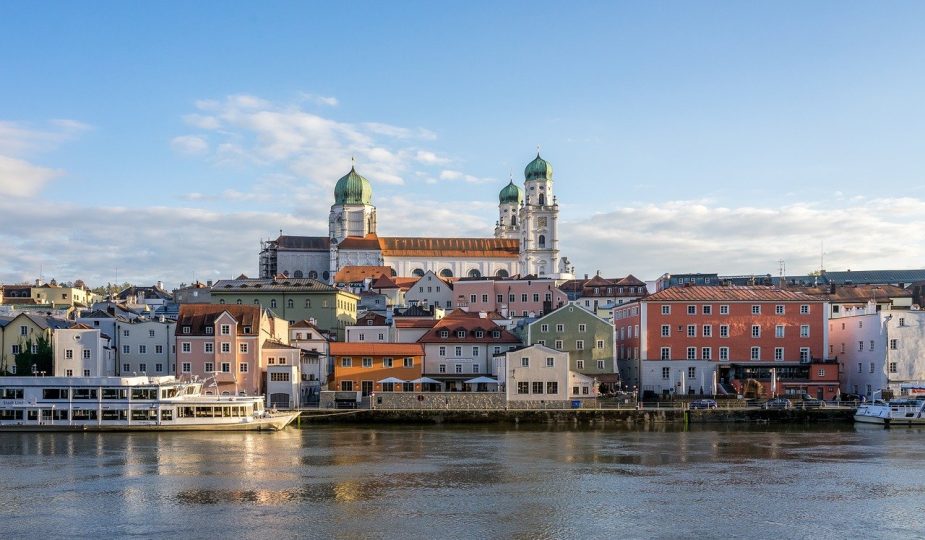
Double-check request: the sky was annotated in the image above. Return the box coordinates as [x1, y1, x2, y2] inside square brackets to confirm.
[2, 1, 925, 288]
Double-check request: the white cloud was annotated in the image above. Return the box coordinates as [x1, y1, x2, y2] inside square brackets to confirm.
[170, 135, 209, 155]
[0, 155, 63, 197]
[299, 93, 339, 107]
[438, 169, 494, 184]
[414, 150, 449, 165]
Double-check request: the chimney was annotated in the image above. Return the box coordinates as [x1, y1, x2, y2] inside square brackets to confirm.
[156, 280, 164, 290]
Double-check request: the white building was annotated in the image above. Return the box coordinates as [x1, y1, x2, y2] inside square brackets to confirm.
[495, 345, 597, 403]
[266, 364, 300, 409]
[289, 320, 332, 387]
[404, 271, 455, 310]
[831, 305, 925, 398]
[346, 312, 392, 343]
[53, 325, 114, 377]
[115, 318, 176, 376]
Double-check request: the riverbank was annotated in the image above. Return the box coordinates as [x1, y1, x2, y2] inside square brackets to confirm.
[296, 407, 855, 426]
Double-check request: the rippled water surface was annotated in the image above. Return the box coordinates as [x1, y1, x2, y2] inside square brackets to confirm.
[2, 424, 924, 539]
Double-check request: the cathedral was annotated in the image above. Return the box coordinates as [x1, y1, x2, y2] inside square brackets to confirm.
[258, 152, 573, 282]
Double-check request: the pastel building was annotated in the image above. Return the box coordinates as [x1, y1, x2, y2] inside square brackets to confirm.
[614, 286, 836, 399]
[175, 305, 289, 396]
[453, 277, 568, 319]
[53, 325, 114, 377]
[404, 271, 455, 310]
[495, 345, 599, 404]
[114, 318, 176, 376]
[526, 303, 616, 376]
[330, 342, 425, 396]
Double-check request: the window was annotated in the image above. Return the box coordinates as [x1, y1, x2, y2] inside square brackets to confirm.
[752, 305, 761, 314]
[660, 347, 671, 360]
[857, 362, 862, 373]
[123, 329, 130, 337]
[576, 340, 584, 350]
[702, 305, 712, 315]
[182, 362, 191, 373]
[455, 364, 463, 373]
[521, 294, 528, 302]
[870, 362, 875, 374]
[546, 357, 554, 367]
[546, 381, 558, 394]
[439, 346, 446, 356]
[122, 363, 130, 372]
[578, 323, 587, 332]
[899, 317, 906, 327]
[270, 300, 277, 308]
[774, 347, 784, 361]
[66, 369, 73, 376]
[720, 325, 729, 338]
[661, 305, 671, 315]
[287, 299, 294, 308]
[720, 305, 729, 315]
[687, 325, 696, 337]
[532, 382, 544, 394]
[341, 358, 352, 367]
[869, 340, 875, 352]
[556, 324, 565, 332]
[521, 357, 530, 367]
[240, 343, 248, 353]
[890, 339, 898, 350]
[384, 358, 394, 368]
[751, 325, 760, 338]
[362, 358, 372, 368]
[687, 347, 696, 360]
[800, 305, 810, 314]
[858, 341, 864, 352]
[541, 324, 549, 332]
[470, 294, 477, 303]
[817, 368, 825, 377]
[701, 347, 711, 360]
[596, 340, 604, 349]
[800, 348, 810, 362]
[11, 345, 19, 355]
[688, 367, 696, 378]
[576, 360, 584, 369]
[139, 363, 147, 372]
[20, 326, 28, 336]
[471, 346, 480, 357]
[889, 362, 898, 373]
[719, 347, 729, 361]
[205, 326, 213, 335]
[702, 325, 712, 337]
[155, 345, 163, 354]
[149, 329, 156, 337]
[518, 382, 529, 394]
[221, 363, 230, 373]
[439, 330, 449, 338]
[454, 347, 462, 356]
[775, 305, 785, 315]
[340, 381, 353, 391]
[456, 330, 466, 338]
[475, 331, 484, 338]
[661, 325, 670, 337]
[750, 347, 760, 360]
[597, 360, 604, 369]
[122, 345, 130, 354]
[687, 305, 696, 315]
[65, 349, 73, 359]
[439, 364, 446, 373]
[403, 357, 413, 368]
[555, 339, 563, 349]
[204, 343, 213, 353]
[239, 362, 248, 373]
[800, 325, 810, 337]
[482, 294, 489, 303]
[204, 362, 214, 373]
[662, 367, 670, 379]
[775, 325, 785, 338]
[83, 349, 91, 359]
[182, 343, 191, 353]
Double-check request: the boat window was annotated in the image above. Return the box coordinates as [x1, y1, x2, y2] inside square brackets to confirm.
[131, 388, 157, 400]
[0, 410, 24, 420]
[42, 388, 69, 400]
[101, 410, 127, 421]
[72, 388, 98, 400]
[161, 409, 173, 421]
[102, 388, 128, 400]
[0, 388, 24, 399]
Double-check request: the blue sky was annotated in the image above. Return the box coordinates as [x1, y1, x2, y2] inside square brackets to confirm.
[2, 2, 924, 287]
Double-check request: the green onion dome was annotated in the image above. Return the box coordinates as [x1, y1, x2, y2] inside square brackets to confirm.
[499, 180, 524, 205]
[524, 153, 553, 181]
[334, 166, 372, 205]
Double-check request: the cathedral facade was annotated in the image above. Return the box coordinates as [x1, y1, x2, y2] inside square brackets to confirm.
[258, 153, 573, 282]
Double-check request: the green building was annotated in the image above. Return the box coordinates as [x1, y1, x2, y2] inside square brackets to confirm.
[210, 277, 358, 340]
[526, 303, 615, 375]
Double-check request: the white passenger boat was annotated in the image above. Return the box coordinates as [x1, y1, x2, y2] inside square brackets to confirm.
[0, 376, 299, 431]
[854, 398, 925, 426]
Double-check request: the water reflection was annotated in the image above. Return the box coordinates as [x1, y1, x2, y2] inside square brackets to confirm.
[2, 425, 925, 538]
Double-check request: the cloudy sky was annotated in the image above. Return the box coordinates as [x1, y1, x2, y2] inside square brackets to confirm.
[2, 2, 925, 288]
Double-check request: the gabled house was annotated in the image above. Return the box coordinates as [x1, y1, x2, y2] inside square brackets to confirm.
[527, 303, 616, 376]
[404, 270, 454, 311]
[346, 312, 392, 343]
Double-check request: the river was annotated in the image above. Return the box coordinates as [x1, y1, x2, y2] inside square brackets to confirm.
[1, 424, 923, 539]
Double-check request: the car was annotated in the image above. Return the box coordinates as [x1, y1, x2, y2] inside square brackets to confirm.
[689, 399, 718, 410]
[798, 396, 826, 409]
[762, 397, 793, 410]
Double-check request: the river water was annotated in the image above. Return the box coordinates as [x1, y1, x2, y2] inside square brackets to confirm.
[1, 424, 923, 539]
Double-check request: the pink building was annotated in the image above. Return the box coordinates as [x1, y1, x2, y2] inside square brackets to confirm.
[176, 305, 290, 396]
[452, 278, 568, 318]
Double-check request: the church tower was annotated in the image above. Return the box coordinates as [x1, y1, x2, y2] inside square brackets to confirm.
[518, 152, 563, 277]
[328, 164, 376, 244]
[494, 175, 524, 240]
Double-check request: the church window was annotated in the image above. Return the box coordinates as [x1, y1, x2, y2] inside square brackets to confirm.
[305, 299, 311, 308]
[412, 268, 425, 277]
[468, 269, 482, 278]
[322, 271, 330, 281]
[511, 216, 517, 226]
[308, 271, 318, 279]
[440, 269, 453, 278]
[496, 269, 509, 278]
[538, 194, 545, 205]
[538, 235, 546, 248]
[271, 299, 277, 308]
[287, 299, 294, 308]
[293, 270, 303, 278]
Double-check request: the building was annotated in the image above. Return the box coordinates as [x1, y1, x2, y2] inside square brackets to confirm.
[417, 309, 521, 390]
[526, 303, 616, 376]
[53, 324, 114, 377]
[830, 305, 925, 399]
[614, 286, 835, 399]
[346, 312, 392, 343]
[209, 275, 358, 340]
[403, 271, 455, 311]
[0, 313, 70, 375]
[289, 319, 333, 399]
[116, 284, 172, 309]
[30, 279, 95, 308]
[175, 305, 289, 396]
[173, 281, 213, 304]
[655, 273, 721, 292]
[114, 317, 176, 376]
[559, 274, 648, 318]
[259, 153, 574, 282]
[330, 342, 425, 396]
[452, 277, 568, 319]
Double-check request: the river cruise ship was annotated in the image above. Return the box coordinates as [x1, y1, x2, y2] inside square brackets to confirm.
[854, 398, 925, 426]
[0, 376, 299, 431]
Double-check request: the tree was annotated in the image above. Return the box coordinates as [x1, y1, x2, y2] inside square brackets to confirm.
[12, 334, 54, 376]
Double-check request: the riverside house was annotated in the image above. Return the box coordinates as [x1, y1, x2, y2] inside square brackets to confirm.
[330, 342, 425, 396]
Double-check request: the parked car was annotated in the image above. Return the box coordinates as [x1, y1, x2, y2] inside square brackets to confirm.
[798, 395, 826, 409]
[762, 397, 793, 410]
[689, 399, 718, 410]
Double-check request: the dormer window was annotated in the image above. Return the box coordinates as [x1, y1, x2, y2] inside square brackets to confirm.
[243, 326, 251, 334]
[205, 327, 213, 335]
[456, 330, 466, 338]
[367, 320, 373, 326]
[475, 331, 484, 338]
[492, 330, 500, 338]
[440, 330, 449, 338]
[182, 326, 190, 334]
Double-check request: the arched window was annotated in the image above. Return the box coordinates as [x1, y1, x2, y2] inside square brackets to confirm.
[538, 194, 546, 206]
[412, 268, 425, 277]
[468, 269, 481, 278]
[283, 270, 289, 277]
[219, 299, 225, 304]
[322, 271, 330, 281]
[390, 267, 397, 277]
[308, 271, 318, 279]
[538, 234, 546, 248]
[305, 299, 311, 308]
[293, 270, 303, 278]
[236, 299, 242, 305]
[271, 299, 277, 308]
[440, 269, 454, 278]
[511, 215, 517, 226]
[287, 299, 294, 308]
[253, 299, 260, 305]
[495, 269, 509, 278]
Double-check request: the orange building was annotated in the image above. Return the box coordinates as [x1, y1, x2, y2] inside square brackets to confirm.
[614, 286, 836, 399]
[330, 343, 425, 396]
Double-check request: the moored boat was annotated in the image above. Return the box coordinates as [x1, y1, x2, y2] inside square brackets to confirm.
[854, 397, 925, 426]
[0, 376, 299, 432]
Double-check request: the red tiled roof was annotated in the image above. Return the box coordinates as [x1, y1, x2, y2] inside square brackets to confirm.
[334, 265, 392, 283]
[177, 304, 263, 335]
[418, 309, 520, 343]
[329, 343, 424, 356]
[394, 319, 438, 329]
[797, 284, 911, 302]
[380, 237, 519, 258]
[370, 274, 399, 289]
[336, 234, 383, 250]
[644, 285, 822, 302]
[354, 312, 388, 326]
